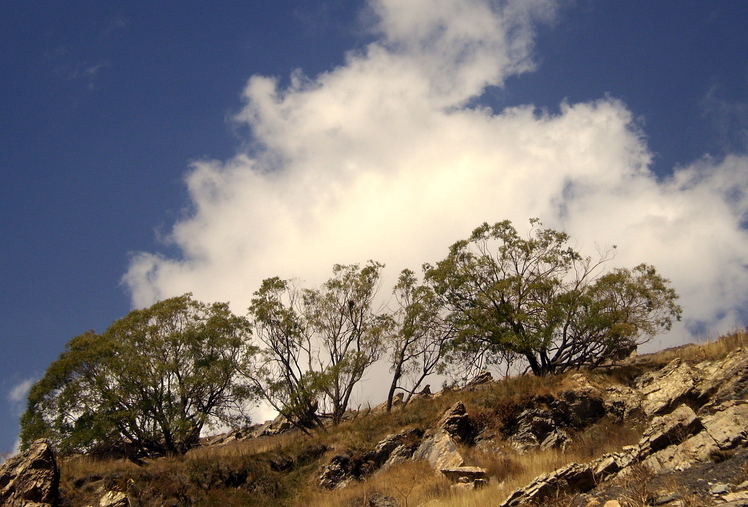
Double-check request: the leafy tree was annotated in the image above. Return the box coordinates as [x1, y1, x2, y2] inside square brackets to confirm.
[248, 262, 389, 426]
[20, 294, 255, 457]
[424, 219, 682, 376]
[304, 261, 390, 423]
[247, 277, 325, 432]
[384, 269, 453, 411]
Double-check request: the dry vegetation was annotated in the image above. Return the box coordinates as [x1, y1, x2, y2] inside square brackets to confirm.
[57, 330, 748, 507]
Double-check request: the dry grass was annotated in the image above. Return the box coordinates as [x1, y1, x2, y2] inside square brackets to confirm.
[297, 460, 449, 507]
[57, 329, 748, 506]
[638, 328, 748, 367]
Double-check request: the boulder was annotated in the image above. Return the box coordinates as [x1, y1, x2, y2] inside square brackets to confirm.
[695, 348, 748, 410]
[440, 466, 487, 483]
[412, 429, 464, 472]
[363, 428, 423, 471]
[701, 402, 748, 450]
[508, 407, 557, 452]
[317, 429, 423, 489]
[501, 462, 596, 507]
[465, 371, 493, 388]
[603, 385, 643, 423]
[99, 490, 129, 507]
[636, 404, 702, 457]
[437, 401, 473, 443]
[318, 451, 354, 490]
[0, 439, 59, 507]
[559, 389, 606, 429]
[636, 359, 701, 417]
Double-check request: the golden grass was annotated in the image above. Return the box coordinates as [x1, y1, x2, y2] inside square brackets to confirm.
[57, 329, 748, 506]
[637, 328, 748, 367]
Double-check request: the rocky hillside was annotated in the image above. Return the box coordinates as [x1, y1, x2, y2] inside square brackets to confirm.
[4, 332, 748, 507]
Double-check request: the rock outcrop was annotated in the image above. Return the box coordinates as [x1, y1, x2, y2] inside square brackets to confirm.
[500, 349, 748, 506]
[0, 439, 60, 507]
[504, 389, 605, 452]
[318, 428, 423, 489]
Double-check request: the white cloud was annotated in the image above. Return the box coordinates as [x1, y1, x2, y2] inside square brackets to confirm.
[7, 378, 34, 404]
[125, 0, 748, 361]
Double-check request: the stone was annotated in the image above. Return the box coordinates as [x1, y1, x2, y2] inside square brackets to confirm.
[440, 466, 487, 483]
[642, 431, 718, 472]
[465, 371, 493, 387]
[508, 408, 556, 452]
[652, 493, 681, 504]
[701, 403, 748, 449]
[0, 439, 59, 507]
[500, 462, 596, 507]
[296, 443, 328, 466]
[100, 490, 128, 507]
[362, 429, 423, 468]
[636, 359, 700, 417]
[412, 429, 464, 472]
[540, 428, 571, 450]
[318, 451, 354, 490]
[723, 491, 748, 503]
[559, 389, 605, 429]
[381, 444, 415, 470]
[711, 483, 730, 495]
[437, 401, 472, 443]
[603, 501, 622, 507]
[636, 404, 702, 457]
[317, 429, 423, 488]
[269, 454, 294, 472]
[603, 385, 643, 423]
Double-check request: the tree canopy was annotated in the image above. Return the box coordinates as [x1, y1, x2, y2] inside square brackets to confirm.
[20, 294, 255, 457]
[384, 269, 453, 411]
[247, 261, 389, 427]
[424, 219, 682, 376]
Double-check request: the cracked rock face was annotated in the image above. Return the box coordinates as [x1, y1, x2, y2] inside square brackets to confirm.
[0, 439, 60, 507]
[500, 349, 748, 507]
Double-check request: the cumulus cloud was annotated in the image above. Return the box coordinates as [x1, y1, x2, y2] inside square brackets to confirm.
[125, 0, 748, 359]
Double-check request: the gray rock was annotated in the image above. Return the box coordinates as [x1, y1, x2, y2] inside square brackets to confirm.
[711, 483, 730, 495]
[500, 461, 595, 507]
[412, 429, 464, 472]
[702, 402, 748, 449]
[100, 490, 129, 507]
[364, 428, 423, 470]
[318, 450, 354, 490]
[540, 428, 571, 450]
[636, 404, 702, 457]
[465, 371, 493, 387]
[440, 466, 487, 483]
[0, 439, 59, 507]
[437, 401, 472, 443]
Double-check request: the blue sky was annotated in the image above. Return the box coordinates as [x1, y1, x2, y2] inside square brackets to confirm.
[2, 0, 748, 454]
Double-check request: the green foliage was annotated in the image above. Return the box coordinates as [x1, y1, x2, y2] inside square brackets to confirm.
[385, 269, 453, 410]
[248, 261, 389, 427]
[20, 294, 256, 457]
[425, 219, 682, 376]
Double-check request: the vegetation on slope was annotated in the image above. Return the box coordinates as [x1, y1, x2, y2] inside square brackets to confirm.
[54, 330, 748, 507]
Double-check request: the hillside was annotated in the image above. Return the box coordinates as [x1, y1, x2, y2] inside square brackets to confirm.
[4, 330, 748, 507]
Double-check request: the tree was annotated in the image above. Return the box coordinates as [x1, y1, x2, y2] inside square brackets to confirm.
[304, 261, 390, 423]
[20, 294, 256, 457]
[424, 219, 682, 376]
[247, 277, 325, 432]
[248, 262, 389, 426]
[384, 269, 453, 411]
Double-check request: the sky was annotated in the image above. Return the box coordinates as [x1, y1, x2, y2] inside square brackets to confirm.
[2, 0, 748, 456]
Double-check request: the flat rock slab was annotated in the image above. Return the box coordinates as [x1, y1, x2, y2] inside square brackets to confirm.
[440, 466, 487, 483]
